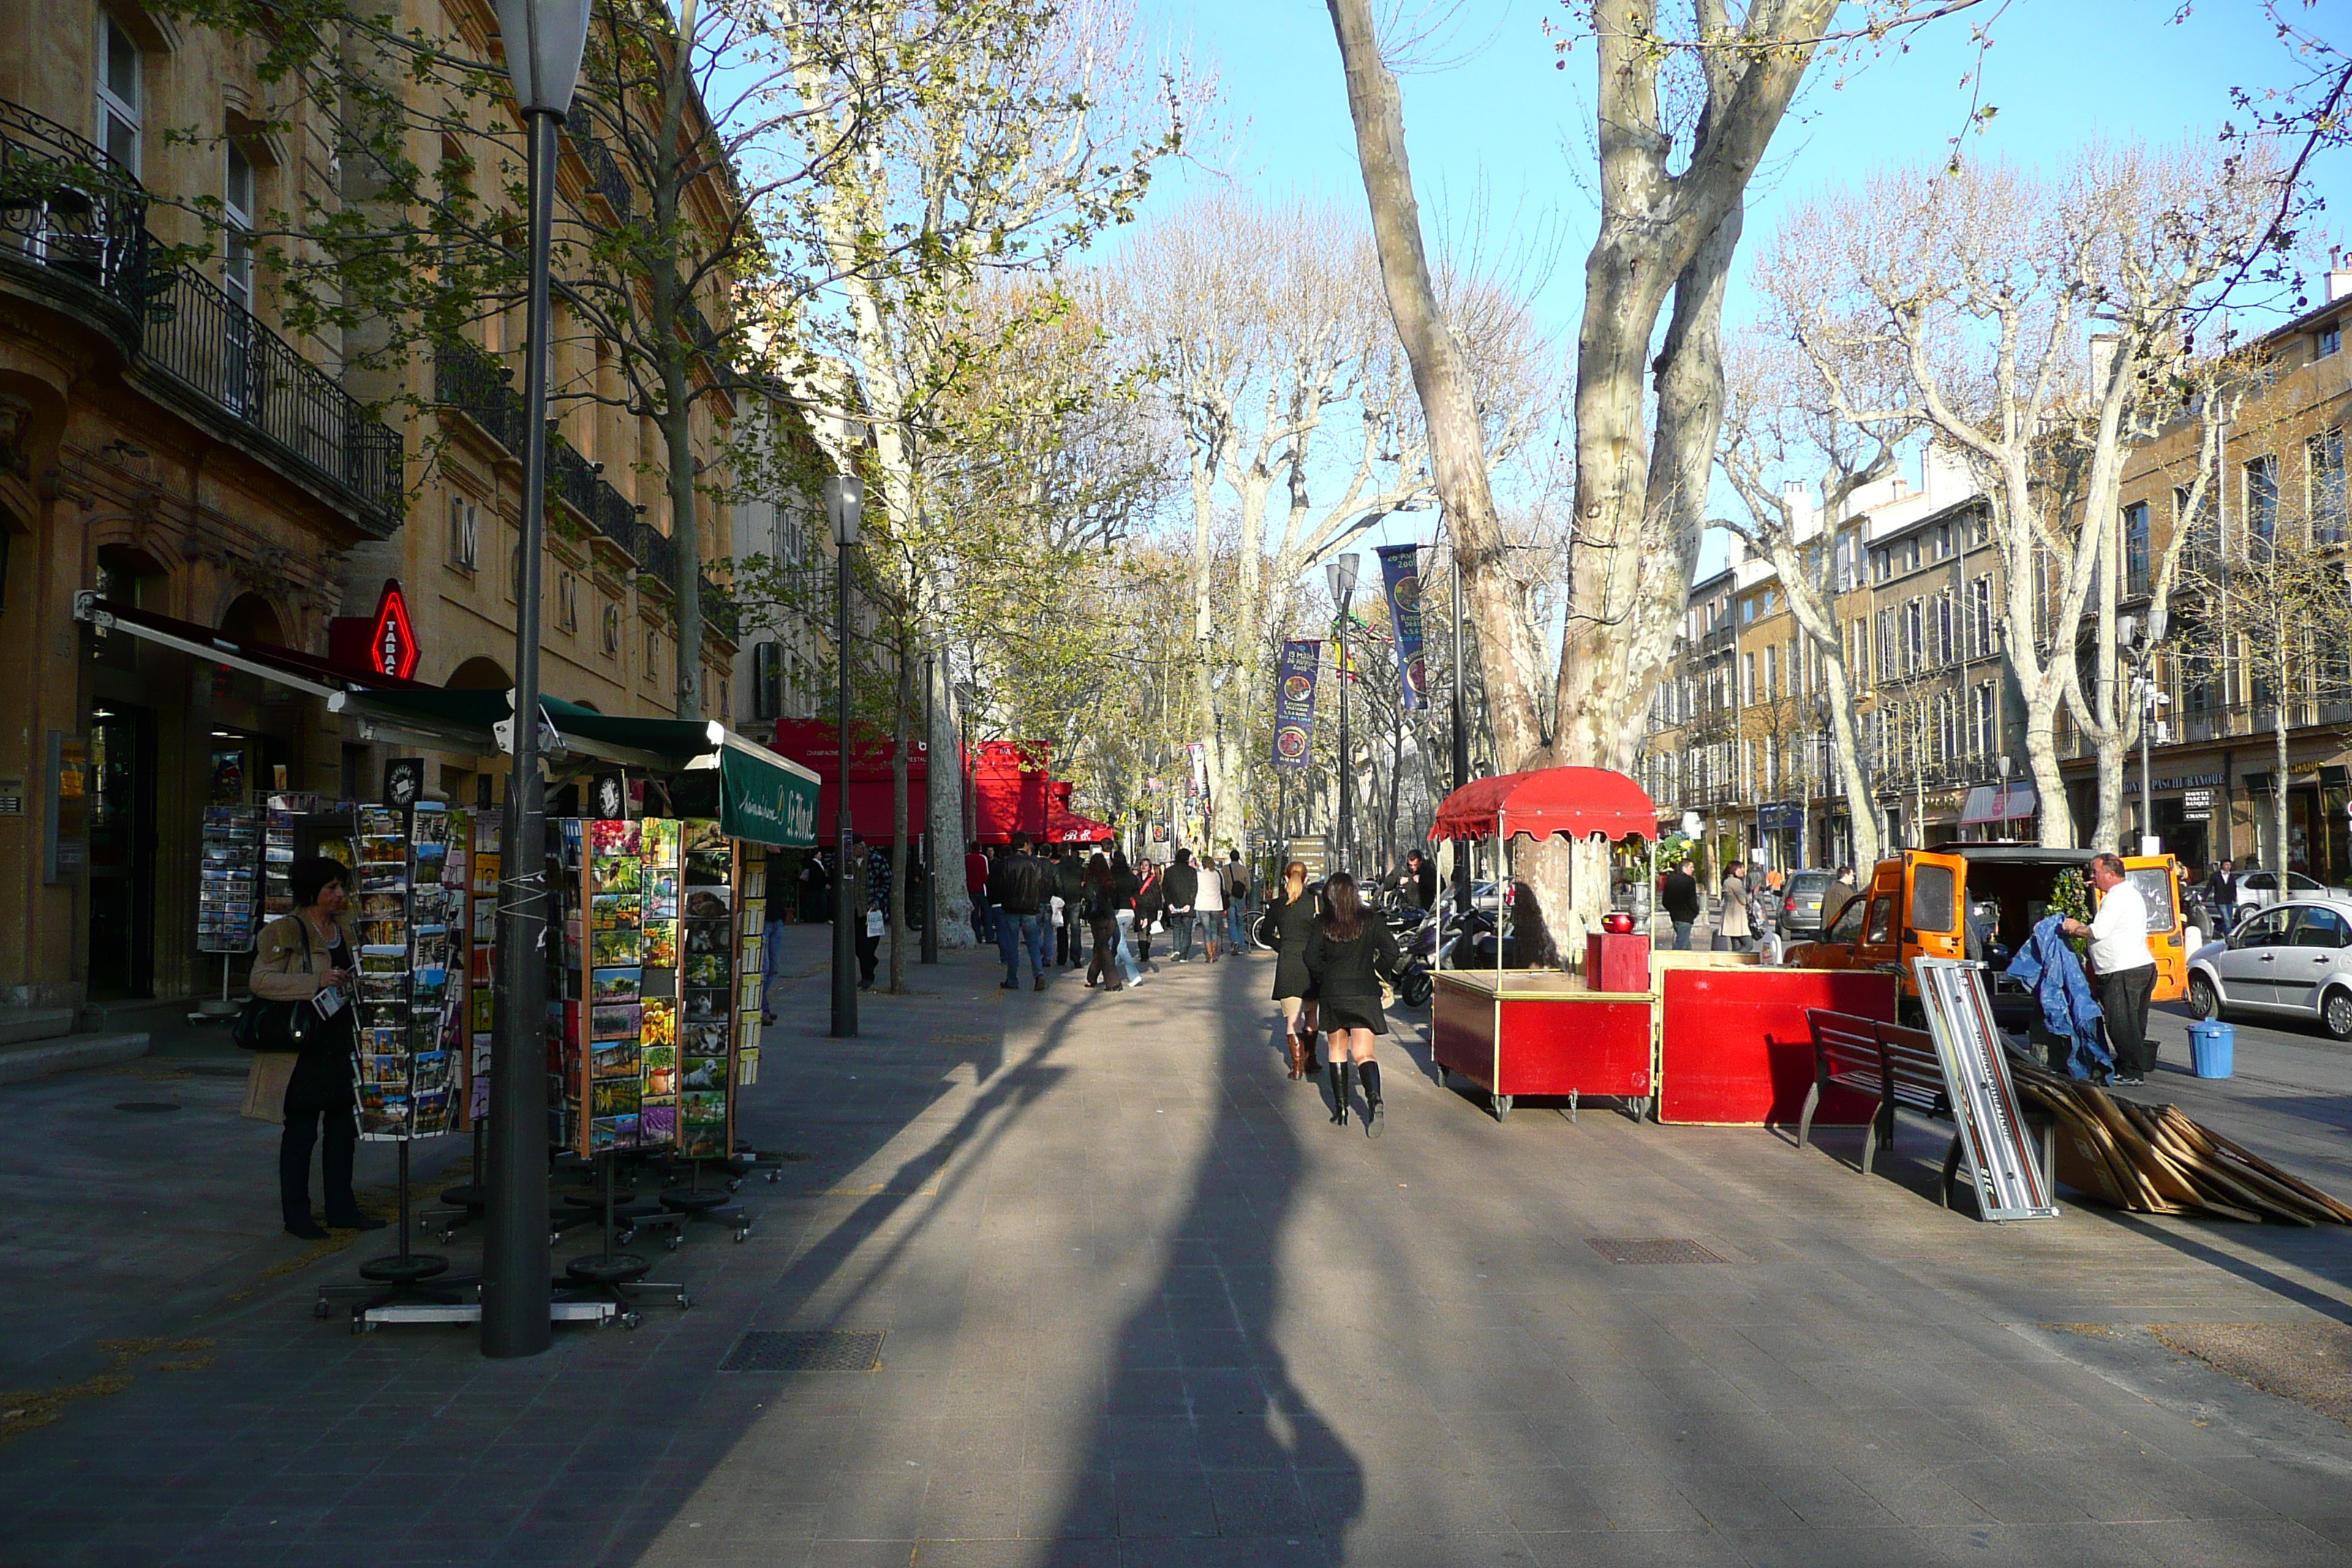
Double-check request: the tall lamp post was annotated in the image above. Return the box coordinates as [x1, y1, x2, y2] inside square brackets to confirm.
[1450, 540, 1471, 915]
[481, 0, 590, 1362]
[1326, 553, 1360, 875]
[826, 474, 863, 1037]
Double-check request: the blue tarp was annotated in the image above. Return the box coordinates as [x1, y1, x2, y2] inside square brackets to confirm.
[2005, 915, 2110, 1079]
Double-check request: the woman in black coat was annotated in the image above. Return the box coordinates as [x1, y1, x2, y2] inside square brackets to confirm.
[1303, 871, 1403, 1134]
[1264, 861, 1322, 1080]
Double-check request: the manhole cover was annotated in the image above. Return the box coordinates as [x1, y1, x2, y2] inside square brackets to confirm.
[113, 1102, 183, 1114]
[720, 1330, 883, 1372]
[1586, 1237, 1725, 1265]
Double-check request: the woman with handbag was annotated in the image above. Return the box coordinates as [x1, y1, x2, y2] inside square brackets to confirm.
[1303, 871, 1403, 1135]
[1082, 854, 1126, 992]
[249, 856, 381, 1238]
[1133, 860, 1163, 966]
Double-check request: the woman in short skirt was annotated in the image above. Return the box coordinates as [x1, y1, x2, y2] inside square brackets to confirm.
[1304, 871, 1403, 1134]
[1265, 861, 1321, 1079]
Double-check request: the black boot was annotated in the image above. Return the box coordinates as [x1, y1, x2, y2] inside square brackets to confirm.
[1360, 1061, 1384, 1137]
[1328, 1062, 1350, 1126]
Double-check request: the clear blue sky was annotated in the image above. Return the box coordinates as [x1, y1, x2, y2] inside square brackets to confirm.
[1120, 1, 2343, 560]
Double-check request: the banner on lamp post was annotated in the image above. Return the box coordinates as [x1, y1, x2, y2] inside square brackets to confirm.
[1272, 639, 1320, 771]
[1376, 544, 1428, 711]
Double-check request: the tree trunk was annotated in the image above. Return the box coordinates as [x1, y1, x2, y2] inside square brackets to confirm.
[930, 660, 973, 949]
[890, 623, 911, 993]
[1823, 661, 1880, 868]
[2274, 704, 2291, 877]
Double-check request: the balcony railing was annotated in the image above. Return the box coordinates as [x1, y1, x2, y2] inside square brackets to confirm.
[0, 100, 148, 329]
[142, 263, 402, 528]
[568, 122, 633, 221]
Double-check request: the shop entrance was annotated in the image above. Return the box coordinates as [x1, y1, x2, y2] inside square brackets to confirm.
[2152, 796, 2210, 875]
[88, 703, 157, 998]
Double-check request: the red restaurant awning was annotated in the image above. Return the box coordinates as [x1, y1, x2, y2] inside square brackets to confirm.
[1428, 767, 1659, 845]
[770, 717, 930, 844]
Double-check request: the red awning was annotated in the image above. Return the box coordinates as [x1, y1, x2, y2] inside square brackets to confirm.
[1043, 805, 1115, 844]
[1428, 767, 1659, 845]
[769, 717, 931, 843]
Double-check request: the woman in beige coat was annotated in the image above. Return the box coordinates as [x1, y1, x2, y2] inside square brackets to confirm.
[252, 857, 380, 1238]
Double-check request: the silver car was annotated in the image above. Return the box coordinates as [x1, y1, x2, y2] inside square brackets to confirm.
[2187, 896, 2352, 1040]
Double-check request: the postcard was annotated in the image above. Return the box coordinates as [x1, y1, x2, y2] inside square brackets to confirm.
[738, 973, 763, 1011]
[683, 988, 726, 1022]
[589, 1117, 618, 1153]
[589, 893, 641, 932]
[358, 1053, 406, 1086]
[592, 855, 642, 894]
[358, 943, 407, 970]
[592, 1077, 641, 1116]
[685, 850, 731, 888]
[682, 1088, 727, 1121]
[639, 1104, 677, 1142]
[410, 1050, 453, 1093]
[410, 968, 450, 1009]
[590, 1041, 641, 1078]
[682, 1124, 725, 1158]
[638, 997, 676, 1049]
[590, 967, 641, 1004]
[645, 872, 681, 920]
[685, 952, 731, 990]
[681, 1055, 727, 1091]
[684, 1021, 728, 1055]
[641, 920, 678, 969]
[589, 1001, 640, 1041]
[359, 1025, 405, 1056]
[684, 919, 728, 957]
[355, 918, 406, 949]
[683, 818, 726, 853]
[644, 1060, 677, 1098]
[356, 834, 406, 865]
[612, 1112, 642, 1147]
[357, 807, 403, 837]
[358, 866, 407, 893]
[358, 971, 407, 1001]
[590, 820, 641, 859]
[739, 935, 763, 974]
[412, 1089, 451, 1132]
[411, 805, 448, 845]
[740, 899, 764, 937]
[638, 818, 680, 868]
[590, 928, 642, 968]
[684, 886, 731, 919]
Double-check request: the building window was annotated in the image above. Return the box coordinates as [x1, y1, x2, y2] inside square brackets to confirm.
[1762, 644, 1777, 700]
[2246, 454, 2279, 544]
[1876, 608, 1896, 681]
[1932, 525, 1949, 560]
[556, 570, 578, 633]
[1741, 596, 1757, 625]
[752, 642, 783, 719]
[2320, 324, 2342, 360]
[2310, 428, 2346, 544]
[1970, 514, 1989, 549]
[2123, 500, 2149, 596]
[223, 140, 257, 314]
[601, 602, 620, 655]
[97, 17, 140, 173]
[448, 496, 479, 570]
[1904, 538, 1921, 572]
[645, 627, 661, 685]
[1903, 599, 1924, 673]
[1970, 682, 1994, 757]
[1741, 652, 1756, 704]
[1970, 576, 1994, 657]
[508, 532, 524, 603]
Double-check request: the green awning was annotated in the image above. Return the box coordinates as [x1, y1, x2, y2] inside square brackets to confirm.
[326, 689, 818, 848]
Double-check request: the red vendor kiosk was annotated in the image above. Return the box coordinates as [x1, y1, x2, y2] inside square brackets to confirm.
[1427, 767, 1662, 1123]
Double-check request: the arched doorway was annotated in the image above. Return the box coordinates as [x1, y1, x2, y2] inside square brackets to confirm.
[218, 591, 286, 647]
[445, 655, 511, 690]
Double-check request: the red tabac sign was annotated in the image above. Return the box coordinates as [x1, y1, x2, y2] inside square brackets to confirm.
[367, 579, 419, 679]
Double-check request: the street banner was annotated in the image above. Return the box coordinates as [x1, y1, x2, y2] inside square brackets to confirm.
[1272, 639, 1320, 771]
[1377, 543, 1428, 710]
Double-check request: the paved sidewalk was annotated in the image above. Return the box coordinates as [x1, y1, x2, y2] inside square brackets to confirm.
[1, 927, 2351, 1566]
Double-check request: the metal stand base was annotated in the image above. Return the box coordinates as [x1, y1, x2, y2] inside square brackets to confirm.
[314, 1141, 479, 1330]
[351, 1299, 617, 1333]
[551, 1150, 691, 1327]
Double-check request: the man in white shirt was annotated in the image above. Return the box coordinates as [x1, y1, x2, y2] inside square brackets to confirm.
[2062, 853, 2157, 1084]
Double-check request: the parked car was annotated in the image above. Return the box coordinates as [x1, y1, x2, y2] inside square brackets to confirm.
[1776, 869, 1838, 935]
[1783, 844, 2188, 1025]
[2188, 896, 2352, 1040]
[2228, 870, 2352, 926]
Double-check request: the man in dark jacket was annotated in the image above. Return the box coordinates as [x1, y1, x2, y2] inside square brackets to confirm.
[1053, 848, 1088, 966]
[1662, 860, 1701, 951]
[1163, 849, 1201, 961]
[987, 834, 1049, 990]
[1405, 849, 1438, 913]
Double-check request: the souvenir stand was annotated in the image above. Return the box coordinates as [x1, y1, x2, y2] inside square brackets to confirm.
[1427, 768, 1662, 1122]
[195, 802, 263, 1017]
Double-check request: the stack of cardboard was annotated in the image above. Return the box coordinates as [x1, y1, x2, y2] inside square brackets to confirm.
[2008, 1054, 2352, 1224]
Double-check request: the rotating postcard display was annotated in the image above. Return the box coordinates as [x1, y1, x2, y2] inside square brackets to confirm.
[551, 817, 758, 1158]
[196, 804, 263, 955]
[352, 802, 466, 1140]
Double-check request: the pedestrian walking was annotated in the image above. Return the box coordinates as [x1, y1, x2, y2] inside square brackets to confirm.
[965, 841, 995, 943]
[1821, 865, 1861, 932]
[1303, 870, 1403, 1134]
[1405, 848, 1438, 913]
[1196, 850, 1226, 962]
[1163, 848, 1199, 960]
[1082, 854, 1127, 992]
[1110, 851, 1145, 988]
[1720, 861, 1754, 953]
[1134, 859, 1164, 964]
[1223, 850, 1251, 950]
[1265, 859, 1321, 1080]
[848, 834, 886, 989]
[1055, 848, 1088, 968]
[1662, 859, 1700, 951]
[251, 857, 383, 1239]
[2062, 852, 2159, 1084]
[987, 833, 1049, 990]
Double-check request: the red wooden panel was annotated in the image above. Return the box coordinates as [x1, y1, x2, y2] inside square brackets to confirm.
[1658, 968, 1896, 1125]
[1432, 982, 1497, 1089]
[1584, 932, 1652, 994]
[1496, 998, 1652, 1097]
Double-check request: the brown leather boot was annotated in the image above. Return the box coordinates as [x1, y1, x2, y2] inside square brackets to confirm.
[1287, 1033, 1305, 1079]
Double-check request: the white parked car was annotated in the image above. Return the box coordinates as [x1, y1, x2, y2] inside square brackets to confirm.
[2229, 870, 2352, 925]
[2187, 897, 2352, 1040]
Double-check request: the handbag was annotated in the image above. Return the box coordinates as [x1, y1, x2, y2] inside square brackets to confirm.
[233, 916, 316, 1052]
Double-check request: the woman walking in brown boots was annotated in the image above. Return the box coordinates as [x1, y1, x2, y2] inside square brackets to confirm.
[1304, 871, 1402, 1135]
[1265, 860, 1320, 1079]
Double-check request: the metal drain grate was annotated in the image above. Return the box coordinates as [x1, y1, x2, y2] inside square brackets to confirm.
[1586, 1237, 1726, 1266]
[113, 1101, 183, 1114]
[720, 1330, 884, 1372]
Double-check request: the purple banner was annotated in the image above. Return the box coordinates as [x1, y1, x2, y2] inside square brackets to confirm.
[1377, 543, 1428, 710]
[1272, 639, 1320, 770]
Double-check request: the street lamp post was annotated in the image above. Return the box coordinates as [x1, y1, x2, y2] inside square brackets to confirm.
[921, 652, 938, 965]
[481, 0, 590, 1362]
[1450, 546, 1470, 915]
[1326, 554, 1360, 875]
[826, 475, 864, 1037]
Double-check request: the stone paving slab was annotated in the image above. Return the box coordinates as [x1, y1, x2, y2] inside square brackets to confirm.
[2, 926, 2352, 1565]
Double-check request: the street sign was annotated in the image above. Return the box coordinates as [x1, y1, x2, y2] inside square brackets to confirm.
[2182, 786, 2213, 822]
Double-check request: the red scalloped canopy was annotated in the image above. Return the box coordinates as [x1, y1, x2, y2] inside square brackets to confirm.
[1428, 767, 1659, 845]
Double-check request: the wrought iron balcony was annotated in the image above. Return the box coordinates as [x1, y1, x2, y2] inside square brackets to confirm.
[0, 99, 148, 335]
[567, 121, 633, 221]
[141, 263, 402, 529]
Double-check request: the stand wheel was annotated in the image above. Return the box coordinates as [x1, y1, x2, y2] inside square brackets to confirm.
[765, 1170, 781, 1183]
[621, 1312, 642, 1330]
[312, 1299, 331, 1319]
[666, 1236, 682, 1252]
[734, 1225, 750, 1243]
[617, 1227, 636, 1246]
[678, 1293, 692, 1311]
[1491, 1093, 1514, 1122]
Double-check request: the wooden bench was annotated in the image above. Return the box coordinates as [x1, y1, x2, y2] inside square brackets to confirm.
[1800, 1009, 2056, 1210]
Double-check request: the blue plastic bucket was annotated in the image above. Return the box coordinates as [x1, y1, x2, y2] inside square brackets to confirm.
[2187, 1020, 2234, 1079]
